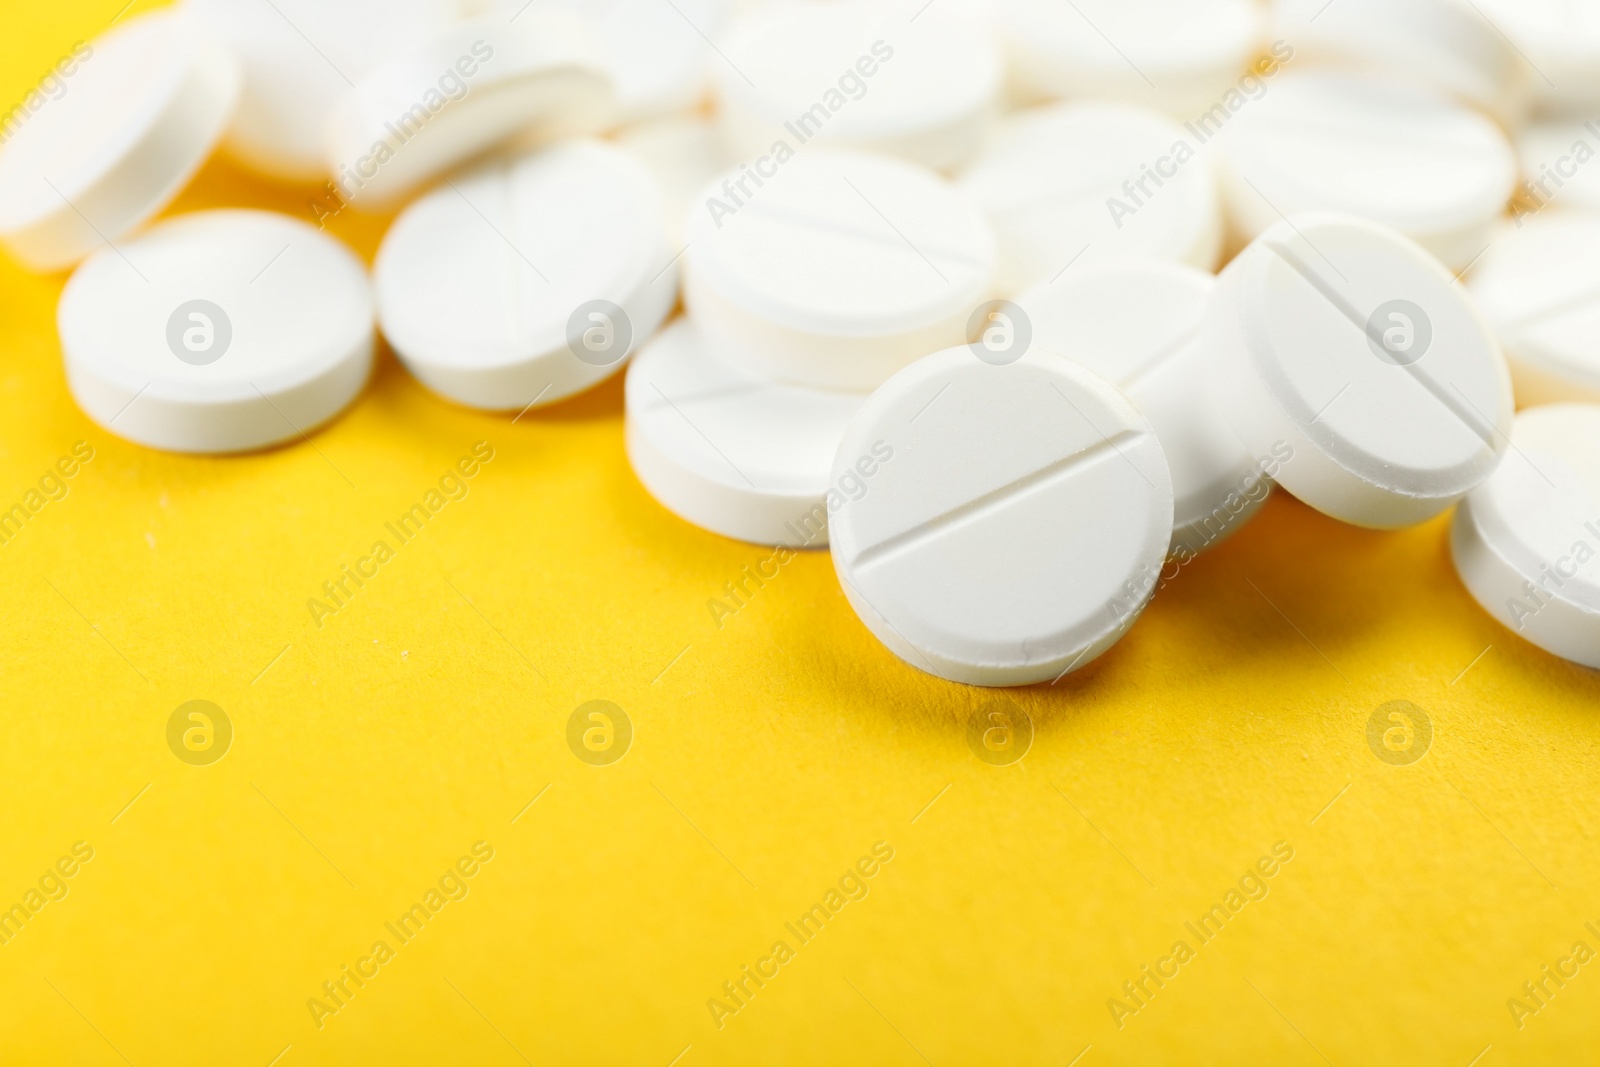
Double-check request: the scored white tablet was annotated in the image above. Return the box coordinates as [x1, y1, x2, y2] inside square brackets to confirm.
[1017, 262, 1268, 556]
[1204, 213, 1513, 529]
[1213, 70, 1515, 272]
[326, 9, 613, 208]
[958, 101, 1222, 296]
[829, 346, 1174, 687]
[374, 139, 676, 411]
[1452, 404, 1600, 670]
[999, 0, 1264, 118]
[58, 210, 374, 453]
[626, 319, 866, 547]
[684, 149, 995, 392]
[1468, 213, 1600, 408]
[715, 0, 1001, 172]
[0, 9, 240, 272]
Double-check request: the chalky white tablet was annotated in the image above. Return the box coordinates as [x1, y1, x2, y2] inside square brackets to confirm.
[957, 101, 1222, 296]
[185, 0, 457, 183]
[829, 347, 1173, 686]
[0, 9, 239, 272]
[1467, 213, 1600, 407]
[625, 319, 866, 547]
[715, 0, 1001, 171]
[1452, 404, 1600, 670]
[616, 116, 728, 249]
[1213, 71, 1516, 272]
[1472, 0, 1600, 113]
[683, 149, 995, 392]
[999, 0, 1264, 117]
[375, 140, 675, 410]
[326, 10, 613, 208]
[1204, 214, 1513, 528]
[1274, 0, 1527, 123]
[58, 210, 373, 453]
[1516, 119, 1600, 216]
[1016, 262, 1269, 555]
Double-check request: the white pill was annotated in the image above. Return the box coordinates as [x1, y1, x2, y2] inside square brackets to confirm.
[1273, 0, 1528, 123]
[1472, 0, 1600, 114]
[684, 149, 995, 392]
[375, 140, 676, 411]
[0, 10, 240, 273]
[1213, 71, 1516, 272]
[57, 210, 373, 454]
[957, 101, 1223, 297]
[1016, 262, 1269, 556]
[1452, 404, 1600, 670]
[616, 116, 729, 249]
[185, 0, 457, 183]
[715, 0, 1001, 172]
[625, 319, 865, 547]
[326, 10, 613, 209]
[1468, 212, 1600, 407]
[829, 347, 1173, 687]
[1516, 118, 1600, 216]
[1204, 213, 1513, 528]
[998, 0, 1265, 119]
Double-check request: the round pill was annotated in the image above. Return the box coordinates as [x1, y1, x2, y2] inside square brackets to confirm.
[1017, 262, 1269, 556]
[828, 346, 1174, 687]
[625, 319, 866, 547]
[683, 149, 995, 392]
[374, 140, 676, 411]
[326, 9, 613, 209]
[0, 9, 240, 273]
[715, 0, 1001, 172]
[616, 116, 729, 249]
[1516, 119, 1600, 216]
[1451, 404, 1600, 670]
[57, 210, 374, 454]
[957, 101, 1222, 297]
[1273, 0, 1528, 123]
[185, 0, 457, 183]
[1204, 213, 1513, 529]
[998, 0, 1264, 118]
[1213, 70, 1516, 272]
[1472, 0, 1600, 113]
[1467, 212, 1600, 407]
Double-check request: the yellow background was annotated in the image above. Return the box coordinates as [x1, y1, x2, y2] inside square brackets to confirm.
[4, 3, 1599, 1063]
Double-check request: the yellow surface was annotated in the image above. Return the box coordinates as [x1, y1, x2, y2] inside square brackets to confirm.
[5, 4, 1600, 1064]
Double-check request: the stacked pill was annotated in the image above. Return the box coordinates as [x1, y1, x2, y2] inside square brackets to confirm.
[1, 0, 1596, 683]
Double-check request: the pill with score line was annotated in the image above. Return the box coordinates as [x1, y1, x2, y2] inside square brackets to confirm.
[1203, 212, 1513, 529]
[828, 346, 1174, 687]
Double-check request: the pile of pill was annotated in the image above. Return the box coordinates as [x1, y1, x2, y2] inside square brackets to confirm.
[3, 0, 1597, 683]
